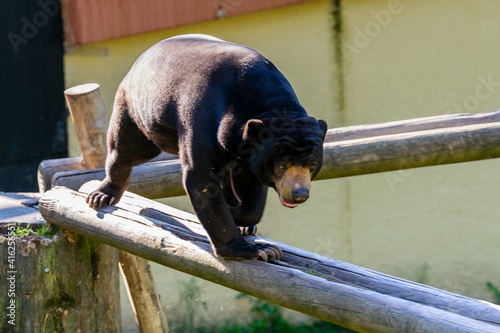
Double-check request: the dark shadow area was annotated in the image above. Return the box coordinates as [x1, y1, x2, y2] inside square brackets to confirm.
[0, 1, 67, 191]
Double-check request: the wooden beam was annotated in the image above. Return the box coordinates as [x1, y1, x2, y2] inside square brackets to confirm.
[50, 121, 500, 197]
[318, 121, 500, 180]
[38, 152, 176, 193]
[39, 184, 500, 333]
[39, 110, 500, 192]
[326, 110, 500, 141]
[119, 252, 169, 332]
[38, 111, 500, 192]
[64, 83, 169, 333]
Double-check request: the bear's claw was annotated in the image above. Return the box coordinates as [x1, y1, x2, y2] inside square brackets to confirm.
[86, 191, 116, 209]
[254, 239, 283, 261]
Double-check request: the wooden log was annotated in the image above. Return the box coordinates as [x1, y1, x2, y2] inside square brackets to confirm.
[64, 83, 108, 168]
[63, 83, 123, 332]
[39, 185, 500, 333]
[51, 121, 500, 197]
[119, 252, 169, 332]
[0, 192, 120, 332]
[39, 110, 500, 193]
[53, 158, 184, 197]
[38, 156, 84, 193]
[65, 83, 169, 333]
[326, 109, 500, 141]
[318, 121, 500, 180]
[38, 152, 176, 193]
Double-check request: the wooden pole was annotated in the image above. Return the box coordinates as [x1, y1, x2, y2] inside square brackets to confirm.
[64, 83, 169, 333]
[326, 109, 500, 141]
[64, 84, 108, 169]
[38, 109, 500, 192]
[119, 252, 169, 332]
[318, 121, 500, 180]
[49, 120, 500, 197]
[38, 153, 176, 193]
[39, 185, 500, 333]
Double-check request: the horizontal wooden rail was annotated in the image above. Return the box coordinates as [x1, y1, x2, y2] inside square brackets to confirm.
[47, 120, 500, 197]
[39, 110, 500, 193]
[39, 183, 500, 333]
[325, 109, 500, 141]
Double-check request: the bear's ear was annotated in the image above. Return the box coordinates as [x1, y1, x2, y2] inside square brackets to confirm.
[242, 119, 265, 141]
[318, 119, 328, 141]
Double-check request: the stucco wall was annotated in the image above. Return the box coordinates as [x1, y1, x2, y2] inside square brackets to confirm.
[64, 0, 500, 331]
[341, 0, 500, 299]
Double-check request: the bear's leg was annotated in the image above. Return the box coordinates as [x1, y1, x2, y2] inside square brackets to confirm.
[225, 163, 267, 228]
[223, 163, 282, 260]
[87, 108, 161, 208]
[182, 158, 281, 261]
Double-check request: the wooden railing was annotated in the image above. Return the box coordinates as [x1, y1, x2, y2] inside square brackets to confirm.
[32, 84, 500, 332]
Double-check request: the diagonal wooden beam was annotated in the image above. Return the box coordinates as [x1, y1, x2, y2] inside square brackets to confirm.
[39, 183, 500, 333]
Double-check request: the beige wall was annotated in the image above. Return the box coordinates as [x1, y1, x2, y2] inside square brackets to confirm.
[341, 0, 500, 300]
[64, 0, 500, 330]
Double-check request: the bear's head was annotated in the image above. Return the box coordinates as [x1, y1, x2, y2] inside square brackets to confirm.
[240, 117, 328, 208]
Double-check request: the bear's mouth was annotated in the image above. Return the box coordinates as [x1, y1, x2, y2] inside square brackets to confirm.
[280, 197, 299, 208]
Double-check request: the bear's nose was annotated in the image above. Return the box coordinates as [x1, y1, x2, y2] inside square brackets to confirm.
[292, 188, 309, 203]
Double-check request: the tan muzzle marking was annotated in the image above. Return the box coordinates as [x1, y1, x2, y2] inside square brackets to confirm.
[276, 166, 311, 208]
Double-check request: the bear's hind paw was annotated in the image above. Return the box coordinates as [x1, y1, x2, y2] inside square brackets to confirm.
[254, 240, 283, 261]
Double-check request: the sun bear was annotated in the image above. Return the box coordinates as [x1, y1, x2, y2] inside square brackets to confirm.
[87, 34, 328, 261]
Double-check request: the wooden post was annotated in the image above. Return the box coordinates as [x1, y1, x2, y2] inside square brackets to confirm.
[64, 83, 169, 333]
[38, 185, 500, 333]
[119, 253, 169, 332]
[0, 192, 120, 332]
[64, 84, 108, 169]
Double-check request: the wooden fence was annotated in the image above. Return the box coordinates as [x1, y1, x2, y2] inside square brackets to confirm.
[4, 83, 500, 332]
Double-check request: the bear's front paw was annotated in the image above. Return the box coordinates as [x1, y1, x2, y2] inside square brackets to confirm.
[86, 182, 124, 209]
[86, 191, 117, 209]
[216, 237, 283, 262]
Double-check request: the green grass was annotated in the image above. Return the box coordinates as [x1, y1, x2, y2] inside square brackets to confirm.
[486, 282, 500, 304]
[13, 224, 58, 238]
[200, 295, 352, 333]
[172, 278, 354, 333]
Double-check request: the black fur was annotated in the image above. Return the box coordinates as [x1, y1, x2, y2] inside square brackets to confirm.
[87, 34, 327, 260]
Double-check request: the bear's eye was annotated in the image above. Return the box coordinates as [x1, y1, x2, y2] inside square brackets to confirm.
[276, 162, 287, 173]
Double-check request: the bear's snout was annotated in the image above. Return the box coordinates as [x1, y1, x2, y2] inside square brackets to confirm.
[275, 166, 312, 208]
[292, 187, 309, 203]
